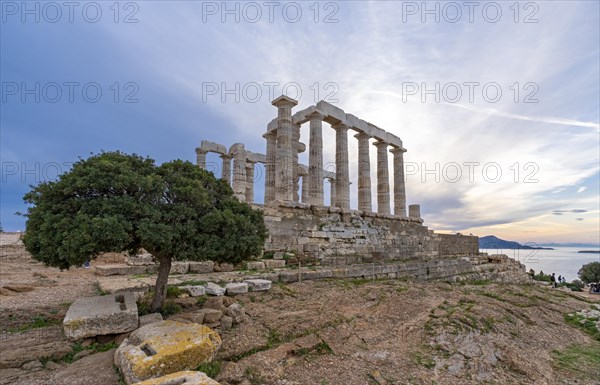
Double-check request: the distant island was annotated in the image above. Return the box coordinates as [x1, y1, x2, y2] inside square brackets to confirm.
[479, 235, 554, 250]
[577, 250, 600, 254]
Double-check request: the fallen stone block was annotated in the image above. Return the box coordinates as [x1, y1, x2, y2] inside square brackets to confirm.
[181, 285, 206, 297]
[225, 303, 245, 324]
[132, 371, 221, 385]
[205, 282, 226, 296]
[244, 279, 272, 291]
[264, 259, 286, 269]
[225, 283, 248, 295]
[170, 262, 189, 275]
[197, 308, 223, 324]
[188, 261, 215, 274]
[64, 292, 138, 340]
[138, 313, 163, 328]
[218, 263, 234, 272]
[114, 321, 221, 384]
[246, 261, 265, 270]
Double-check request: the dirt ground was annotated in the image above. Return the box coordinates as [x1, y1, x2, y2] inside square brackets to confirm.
[1, 234, 599, 385]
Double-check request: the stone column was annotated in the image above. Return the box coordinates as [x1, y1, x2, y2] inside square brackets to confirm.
[327, 177, 336, 207]
[292, 123, 301, 202]
[355, 133, 372, 212]
[245, 162, 255, 203]
[233, 149, 247, 202]
[332, 123, 350, 210]
[273, 96, 298, 202]
[375, 141, 390, 215]
[390, 147, 407, 217]
[409, 204, 421, 219]
[308, 112, 324, 206]
[263, 131, 276, 203]
[220, 154, 232, 186]
[195, 148, 207, 170]
[301, 173, 309, 203]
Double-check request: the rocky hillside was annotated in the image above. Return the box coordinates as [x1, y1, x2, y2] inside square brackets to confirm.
[1, 235, 599, 385]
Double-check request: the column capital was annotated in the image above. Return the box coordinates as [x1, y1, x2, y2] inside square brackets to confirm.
[390, 146, 407, 154]
[263, 130, 276, 139]
[331, 122, 350, 131]
[272, 95, 298, 108]
[354, 132, 371, 140]
[195, 147, 208, 154]
[220, 153, 233, 160]
[374, 140, 389, 148]
[307, 111, 325, 121]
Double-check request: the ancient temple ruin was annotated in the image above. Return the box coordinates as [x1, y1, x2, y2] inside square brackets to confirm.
[196, 96, 478, 263]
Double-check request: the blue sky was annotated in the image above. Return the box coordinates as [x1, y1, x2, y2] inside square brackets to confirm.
[1, 1, 599, 244]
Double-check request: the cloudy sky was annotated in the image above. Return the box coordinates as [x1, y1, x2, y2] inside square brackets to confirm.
[1, 1, 599, 245]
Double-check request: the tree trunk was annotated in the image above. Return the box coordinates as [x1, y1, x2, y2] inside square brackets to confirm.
[151, 256, 171, 313]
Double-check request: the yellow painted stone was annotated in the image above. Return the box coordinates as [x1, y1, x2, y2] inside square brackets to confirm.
[132, 371, 220, 385]
[115, 321, 221, 384]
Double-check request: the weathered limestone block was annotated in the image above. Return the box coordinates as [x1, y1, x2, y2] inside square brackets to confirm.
[246, 261, 266, 270]
[225, 283, 248, 295]
[225, 303, 245, 324]
[264, 259, 286, 269]
[170, 262, 189, 275]
[132, 371, 221, 385]
[197, 309, 223, 324]
[217, 263, 234, 272]
[244, 279, 272, 291]
[95, 265, 152, 277]
[138, 313, 163, 328]
[115, 321, 221, 384]
[188, 261, 215, 274]
[64, 293, 138, 340]
[126, 253, 155, 266]
[205, 282, 226, 296]
[181, 285, 206, 297]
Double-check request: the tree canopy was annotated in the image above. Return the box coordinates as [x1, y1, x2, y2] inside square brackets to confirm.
[22, 151, 267, 310]
[578, 261, 600, 284]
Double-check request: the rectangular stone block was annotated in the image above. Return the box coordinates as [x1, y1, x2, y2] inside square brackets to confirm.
[188, 261, 215, 274]
[180, 285, 206, 297]
[204, 282, 226, 296]
[225, 282, 248, 295]
[244, 279, 272, 291]
[264, 259, 286, 269]
[170, 262, 189, 275]
[246, 261, 266, 270]
[63, 292, 138, 340]
[94, 265, 149, 276]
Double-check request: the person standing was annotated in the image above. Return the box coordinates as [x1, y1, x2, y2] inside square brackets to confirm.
[550, 273, 557, 288]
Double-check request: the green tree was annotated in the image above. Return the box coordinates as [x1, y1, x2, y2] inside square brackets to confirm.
[578, 262, 600, 284]
[22, 152, 267, 311]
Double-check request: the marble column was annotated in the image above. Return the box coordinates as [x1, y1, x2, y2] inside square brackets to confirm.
[308, 112, 324, 206]
[272, 96, 298, 201]
[390, 147, 407, 217]
[327, 177, 336, 207]
[375, 141, 390, 215]
[263, 131, 276, 203]
[301, 173, 309, 203]
[355, 133, 372, 212]
[292, 123, 301, 202]
[245, 162, 255, 203]
[409, 204, 421, 219]
[332, 123, 350, 210]
[220, 154, 232, 186]
[233, 149, 247, 202]
[195, 148, 207, 170]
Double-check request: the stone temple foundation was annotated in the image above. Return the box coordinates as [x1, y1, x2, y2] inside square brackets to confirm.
[196, 96, 479, 262]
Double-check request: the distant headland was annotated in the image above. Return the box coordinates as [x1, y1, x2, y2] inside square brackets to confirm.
[479, 235, 554, 250]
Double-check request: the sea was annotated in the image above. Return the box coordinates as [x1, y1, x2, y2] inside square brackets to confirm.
[479, 247, 600, 282]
